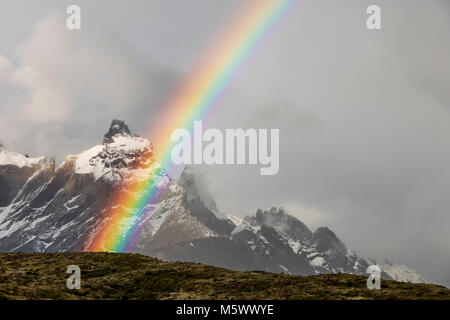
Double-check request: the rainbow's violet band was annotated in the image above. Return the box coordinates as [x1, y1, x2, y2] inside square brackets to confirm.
[85, 0, 297, 253]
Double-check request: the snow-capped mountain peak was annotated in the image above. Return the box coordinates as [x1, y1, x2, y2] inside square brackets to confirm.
[74, 120, 154, 182]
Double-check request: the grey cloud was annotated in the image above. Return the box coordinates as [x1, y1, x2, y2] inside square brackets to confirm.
[0, 11, 178, 161]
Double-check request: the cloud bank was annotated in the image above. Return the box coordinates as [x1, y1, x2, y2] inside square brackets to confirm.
[0, 12, 176, 160]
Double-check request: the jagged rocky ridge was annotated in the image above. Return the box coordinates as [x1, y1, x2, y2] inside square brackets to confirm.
[0, 120, 424, 283]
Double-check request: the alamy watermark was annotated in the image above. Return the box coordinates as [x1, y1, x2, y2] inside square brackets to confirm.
[367, 5, 381, 30]
[66, 265, 81, 289]
[366, 265, 381, 290]
[66, 5, 81, 30]
[171, 121, 279, 175]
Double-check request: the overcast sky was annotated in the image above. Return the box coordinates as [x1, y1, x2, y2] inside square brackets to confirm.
[0, 0, 449, 286]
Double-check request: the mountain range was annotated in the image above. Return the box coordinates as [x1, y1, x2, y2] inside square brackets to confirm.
[0, 120, 424, 283]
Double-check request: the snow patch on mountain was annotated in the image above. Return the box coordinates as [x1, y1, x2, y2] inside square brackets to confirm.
[310, 256, 326, 266]
[0, 147, 45, 168]
[75, 145, 104, 177]
[227, 214, 243, 227]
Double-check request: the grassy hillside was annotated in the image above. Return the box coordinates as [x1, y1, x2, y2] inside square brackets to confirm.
[0, 252, 448, 300]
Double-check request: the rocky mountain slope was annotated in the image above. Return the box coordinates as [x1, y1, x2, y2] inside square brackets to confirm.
[0, 144, 46, 207]
[0, 120, 424, 283]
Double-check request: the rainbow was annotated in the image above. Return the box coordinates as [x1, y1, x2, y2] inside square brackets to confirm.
[85, 0, 297, 252]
